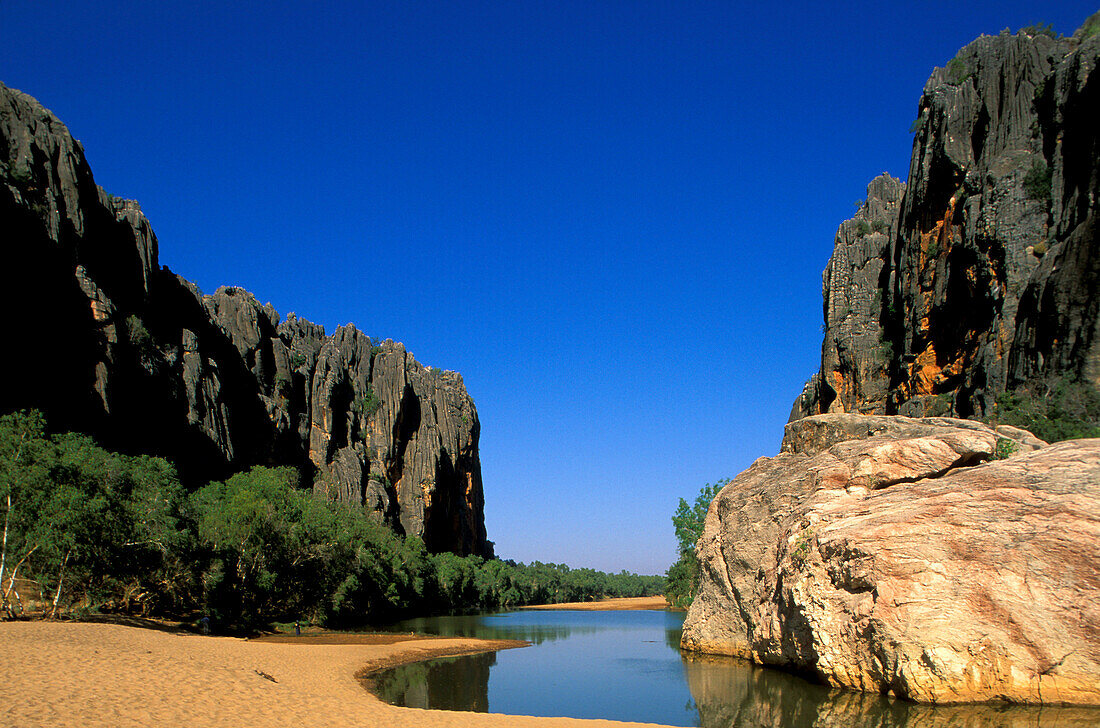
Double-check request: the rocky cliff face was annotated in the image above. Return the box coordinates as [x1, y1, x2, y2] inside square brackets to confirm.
[794, 18, 1100, 421]
[681, 414, 1100, 705]
[0, 82, 489, 557]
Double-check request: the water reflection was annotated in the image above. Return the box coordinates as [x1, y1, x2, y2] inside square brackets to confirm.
[681, 653, 1100, 728]
[377, 612, 601, 645]
[370, 611, 1100, 728]
[374, 652, 494, 712]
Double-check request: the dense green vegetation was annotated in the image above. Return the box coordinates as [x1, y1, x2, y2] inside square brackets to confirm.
[1082, 14, 1100, 39]
[1023, 160, 1052, 202]
[988, 376, 1100, 442]
[945, 56, 971, 85]
[0, 411, 662, 630]
[665, 480, 726, 609]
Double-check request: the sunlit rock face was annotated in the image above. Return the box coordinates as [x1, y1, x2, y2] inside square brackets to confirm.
[681, 413, 1100, 705]
[793, 18, 1100, 421]
[0, 81, 489, 557]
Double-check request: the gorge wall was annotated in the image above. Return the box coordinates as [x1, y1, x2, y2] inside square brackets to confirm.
[0, 82, 489, 557]
[793, 17, 1100, 421]
[682, 16, 1100, 707]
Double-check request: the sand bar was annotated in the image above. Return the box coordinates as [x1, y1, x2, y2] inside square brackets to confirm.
[521, 596, 669, 611]
[0, 621, 675, 728]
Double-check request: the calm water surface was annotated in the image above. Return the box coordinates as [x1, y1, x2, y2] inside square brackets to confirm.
[370, 609, 1098, 727]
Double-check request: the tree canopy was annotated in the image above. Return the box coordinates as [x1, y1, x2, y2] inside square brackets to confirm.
[0, 411, 663, 629]
[665, 479, 727, 609]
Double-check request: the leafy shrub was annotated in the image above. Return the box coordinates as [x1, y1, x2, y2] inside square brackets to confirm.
[1023, 161, 1052, 202]
[909, 117, 924, 133]
[946, 57, 971, 85]
[355, 387, 382, 418]
[1019, 22, 1058, 38]
[992, 438, 1019, 460]
[926, 241, 941, 258]
[854, 220, 871, 237]
[925, 393, 953, 417]
[0, 411, 188, 618]
[1032, 241, 1048, 257]
[1080, 13, 1100, 39]
[988, 377, 1100, 442]
[289, 353, 307, 369]
[125, 315, 152, 348]
[872, 219, 889, 234]
[8, 161, 32, 185]
[876, 339, 895, 365]
[789, 528, 815, 568]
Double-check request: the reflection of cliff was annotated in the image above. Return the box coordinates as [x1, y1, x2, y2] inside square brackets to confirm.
[372, 652, 495, 713]
[681, 653, 1100, 728]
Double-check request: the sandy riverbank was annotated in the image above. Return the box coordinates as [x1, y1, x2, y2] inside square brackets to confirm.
[521, 596, 669, 611]
[0, 620, 674, 728]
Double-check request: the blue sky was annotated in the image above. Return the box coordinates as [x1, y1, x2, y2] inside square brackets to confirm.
[2, 1, 1095, 574]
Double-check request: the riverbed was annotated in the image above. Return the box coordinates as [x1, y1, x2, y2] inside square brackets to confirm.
[370, 608, 1100, 728]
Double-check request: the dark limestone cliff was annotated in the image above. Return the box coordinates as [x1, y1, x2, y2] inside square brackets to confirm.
[0, 82, 489, 557]
[793, 16, 1100, 421]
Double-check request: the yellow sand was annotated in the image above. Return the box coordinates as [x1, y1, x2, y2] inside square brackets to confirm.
[0, 621, 675, 728]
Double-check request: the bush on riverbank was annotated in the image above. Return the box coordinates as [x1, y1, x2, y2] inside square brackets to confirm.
[0, 411, 663, 630]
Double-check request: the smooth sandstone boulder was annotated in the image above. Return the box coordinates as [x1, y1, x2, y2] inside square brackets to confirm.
[681, 414, 1100, 705]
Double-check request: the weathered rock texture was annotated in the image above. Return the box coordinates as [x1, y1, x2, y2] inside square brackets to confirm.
[681, 413, 1100, 705]
[0, 82, 489, 556]
[793, 17, 1100, 421]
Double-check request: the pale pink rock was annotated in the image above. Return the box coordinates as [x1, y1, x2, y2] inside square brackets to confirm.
[681, 414, 1100, 705]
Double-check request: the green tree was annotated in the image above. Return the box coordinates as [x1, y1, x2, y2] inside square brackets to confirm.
[0, 413, 187, 617]
[666, 479, 727, 609]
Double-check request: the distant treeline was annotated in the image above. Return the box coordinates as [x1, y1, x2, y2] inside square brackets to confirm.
[0, 411, 663, 631]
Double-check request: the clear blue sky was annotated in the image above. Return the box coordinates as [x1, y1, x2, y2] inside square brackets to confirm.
[2, 1, 1095, 574]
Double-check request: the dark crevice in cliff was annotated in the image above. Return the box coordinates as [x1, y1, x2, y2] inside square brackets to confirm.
[870, 451, 989, 490]
[390, 383, 421, 488]
[972, 104, 990, 164]
[425, 452, 460, 554]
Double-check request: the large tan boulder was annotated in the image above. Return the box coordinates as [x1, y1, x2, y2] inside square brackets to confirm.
[681, 414, 1100, 705]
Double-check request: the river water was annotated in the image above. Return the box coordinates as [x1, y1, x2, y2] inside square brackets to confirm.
[369, 608, 1098, 727]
